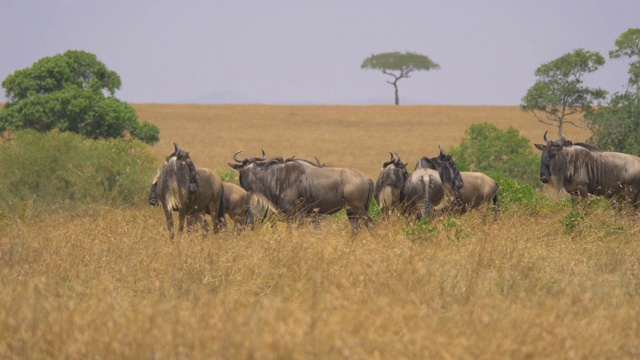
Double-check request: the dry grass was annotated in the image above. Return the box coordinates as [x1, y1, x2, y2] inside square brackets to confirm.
[134, 104, 591, 179]
[2, 105, 638, 359]
[1, 206, 639, 358]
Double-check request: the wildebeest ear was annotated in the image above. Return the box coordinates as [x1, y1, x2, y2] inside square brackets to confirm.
[534, 144, 546, 151]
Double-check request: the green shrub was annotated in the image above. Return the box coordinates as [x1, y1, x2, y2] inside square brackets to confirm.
[0, 130, 157, 221]
[218, 168, 240, 184]
[449, 123, 540, 188]
[404, 217, 439, 242]
[561, 210, 586, 234]
[494, 175, 548, 212]
[368, 198, 382, 220]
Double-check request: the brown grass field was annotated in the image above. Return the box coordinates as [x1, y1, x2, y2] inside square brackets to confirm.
[2, 105, 639, 359]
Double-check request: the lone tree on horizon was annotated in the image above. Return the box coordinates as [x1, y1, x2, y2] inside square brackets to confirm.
[361, 51, 440, 105]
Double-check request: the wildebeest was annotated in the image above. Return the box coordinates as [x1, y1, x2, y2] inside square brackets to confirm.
[228, 151, 375, 234]
[222, 182, 250, 229]
[416, 146, 499, 219]
[150, 179, 250, 231]
[375, 148, 464, 220]
[155, 143, 226, 238]
[535, 131, 640, 213]
[373, 153, 409, 215]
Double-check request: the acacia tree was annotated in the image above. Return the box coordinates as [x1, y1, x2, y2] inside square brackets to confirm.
[0, 50, 159, 144]
[586, 28, 640, 154]
[361, 51, 440, 105]
[520, 48, 608, 138]
[609, 27, 640, 94]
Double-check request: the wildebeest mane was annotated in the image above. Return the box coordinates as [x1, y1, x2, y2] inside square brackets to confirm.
[572, 142, 603, 152]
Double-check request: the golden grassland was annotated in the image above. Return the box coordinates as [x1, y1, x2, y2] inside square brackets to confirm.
[2, 105, 639, 359]
[134, 104, 591, 179]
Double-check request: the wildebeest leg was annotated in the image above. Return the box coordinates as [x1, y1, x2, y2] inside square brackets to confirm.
[608, 196, 622, 213]
[346, 210, 361, 236]
[632, 190, 640, 210]
[177, 209, 187, 234]
[199, 214, 211, 234]
[163, 207, 175, 239]
[188, 213, 209, 237]
[363, 213, 375, 229]
[208, 207, 223, 235]
[313, 208, 321, 229]
[572, 190, 589, 215]
[492, 190, 500, 221]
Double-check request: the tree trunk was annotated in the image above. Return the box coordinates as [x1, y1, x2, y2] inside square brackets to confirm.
[393, 81, 399, 105]
[557, 119, 564, 139]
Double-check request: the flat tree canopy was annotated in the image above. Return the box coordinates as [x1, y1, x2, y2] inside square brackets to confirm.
[361, 51, 440, 105]
[0, 50, 159, 144]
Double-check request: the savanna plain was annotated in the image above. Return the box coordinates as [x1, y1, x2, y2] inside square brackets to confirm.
[2, 105, 639, 359]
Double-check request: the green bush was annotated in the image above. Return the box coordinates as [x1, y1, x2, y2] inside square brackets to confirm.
[218, 168, 240, 184]
[494, 175, 548, 213]
[0, 50, 160, 145]
[449, 123, 541, 188]
[0, 130, 157, 221]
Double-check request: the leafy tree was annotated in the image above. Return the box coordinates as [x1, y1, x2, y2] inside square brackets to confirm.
[586, 28, 640, 154]
[448, 123, 540, 187]
[0, 50, 159, 144]
[609, 27, 640, 94]
[520, 48, 608, 138]
[586, 96, 640, 154]
[361, 51, 440, 105]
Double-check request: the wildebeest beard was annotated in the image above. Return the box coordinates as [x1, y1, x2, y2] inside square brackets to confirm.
[158, 156, 193, 212]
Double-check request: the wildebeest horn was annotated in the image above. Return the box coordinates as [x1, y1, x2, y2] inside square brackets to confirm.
[314, 156, 324, 167]
[256, 149, 266, 161]
[543, 130, 549, 144]
[394, 152, 402, 164]
[173, 142, 181, 153]
[233, 150, 246, 163]
[388, 152, 395, 162]
[438, 144, 447, 156]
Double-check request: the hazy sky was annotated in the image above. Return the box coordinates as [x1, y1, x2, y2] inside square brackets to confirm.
[1, 0, 638, 105]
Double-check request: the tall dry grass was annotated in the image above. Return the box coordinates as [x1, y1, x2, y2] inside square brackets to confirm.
[1, 205, 639, 358]
[1, 105, 638, 359]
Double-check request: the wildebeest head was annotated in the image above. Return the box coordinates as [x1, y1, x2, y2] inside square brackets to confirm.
[534, 131, 572, 184]
[415, 146, 464, 197]
[157, 143, 197, 212]
[436, 145, 464, 194]
[374, 152, 409, 211]
[228, 150, 267, 191]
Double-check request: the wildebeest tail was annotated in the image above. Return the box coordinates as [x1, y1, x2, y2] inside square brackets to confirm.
[493, 183, 500, 218]
[365, 179, 374, 212]
[217, 183, 226, 221]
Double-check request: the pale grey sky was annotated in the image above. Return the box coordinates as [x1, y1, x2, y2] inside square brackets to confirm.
[1, 0, 638, 105]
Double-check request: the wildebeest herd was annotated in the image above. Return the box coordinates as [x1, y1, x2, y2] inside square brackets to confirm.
[149, 132, 640, 238]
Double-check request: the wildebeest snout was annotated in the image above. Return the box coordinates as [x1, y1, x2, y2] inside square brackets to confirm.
[540, 172, 550, 184]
